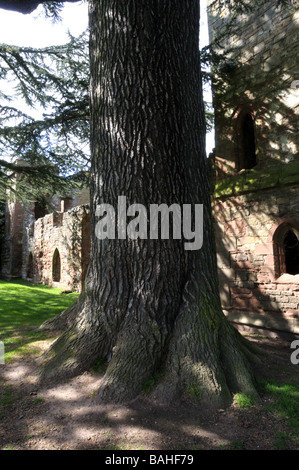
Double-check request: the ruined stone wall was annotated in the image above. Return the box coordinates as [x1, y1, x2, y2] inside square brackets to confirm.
[1, 200, 24, 279]
[21, 203, 35, 280]
[215, 182, 299, 334]
[208, 0, 299, 334]
[208, 0, 299, 176]
[1, 183, 91, 292]
[31, 205, 90, 292]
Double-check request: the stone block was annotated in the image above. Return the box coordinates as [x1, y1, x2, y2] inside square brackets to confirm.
[254, 243, 273, 254]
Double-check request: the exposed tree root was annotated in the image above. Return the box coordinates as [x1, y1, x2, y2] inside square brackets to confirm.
[38, 300, 112, 384]
[38, 284, 264, 409]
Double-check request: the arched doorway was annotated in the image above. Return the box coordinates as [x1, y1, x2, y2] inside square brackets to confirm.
[52, 248, 61, 283]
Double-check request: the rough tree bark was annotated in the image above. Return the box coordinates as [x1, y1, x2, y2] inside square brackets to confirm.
[38, 0, 261, 407]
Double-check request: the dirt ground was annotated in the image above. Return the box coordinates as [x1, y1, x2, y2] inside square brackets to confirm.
[1, 325, 299, 451]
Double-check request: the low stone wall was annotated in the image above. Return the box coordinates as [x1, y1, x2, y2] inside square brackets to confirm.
[27, 205, 90, 292]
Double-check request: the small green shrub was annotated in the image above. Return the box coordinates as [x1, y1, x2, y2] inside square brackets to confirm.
[233, 393, 255, 408]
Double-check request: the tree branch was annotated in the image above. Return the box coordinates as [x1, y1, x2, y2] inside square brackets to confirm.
[0, 0, 80, 15]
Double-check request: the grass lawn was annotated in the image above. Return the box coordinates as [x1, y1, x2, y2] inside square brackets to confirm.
[0, 280, 79, 363]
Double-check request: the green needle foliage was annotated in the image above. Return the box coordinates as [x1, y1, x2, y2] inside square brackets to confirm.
[0, 0, 294, 203]
[0, 29, 90, 202]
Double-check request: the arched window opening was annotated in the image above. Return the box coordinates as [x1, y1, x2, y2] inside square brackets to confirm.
[27, 252, 34, 280]
[284, 230, 299, 275]
[274, 223, 299, 277]
[52, 248, 61, 282]
[237, 113, 257, 171]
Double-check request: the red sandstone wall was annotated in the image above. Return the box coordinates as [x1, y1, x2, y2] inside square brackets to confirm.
[215, 186, 299, 334]
[29, 205, 90, 292]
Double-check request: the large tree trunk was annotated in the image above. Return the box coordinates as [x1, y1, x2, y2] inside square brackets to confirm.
[39, 0, 261, 408]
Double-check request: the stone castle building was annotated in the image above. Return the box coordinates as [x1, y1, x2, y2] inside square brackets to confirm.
[1, 184, 90, 293]
[208, 0, 299, 335]
[1, 0, 298, 336]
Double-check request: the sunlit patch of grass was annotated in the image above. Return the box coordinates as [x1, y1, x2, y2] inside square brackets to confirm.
[259, 379, 299, 445]
[233, 393, 255, 408]
[33, 397, 44, 404]
[186, 383, 203, 400]
[101, 442, 135, 450]
[261, 381, 299, 420]
[0, 280, 79, 362]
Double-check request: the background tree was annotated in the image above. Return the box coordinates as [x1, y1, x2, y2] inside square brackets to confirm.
[0, 201, 5, 268]
[0, 0, 292, 203]
[0, 24, 90, 202]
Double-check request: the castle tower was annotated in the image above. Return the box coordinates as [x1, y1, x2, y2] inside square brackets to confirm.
[208, 0, 299, 335]
[1, 198, 25, 280]
[1, 160, 29, 280]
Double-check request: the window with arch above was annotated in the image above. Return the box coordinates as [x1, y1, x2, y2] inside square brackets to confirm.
[52, 248, 61, 282]
[237, 112, 257, 171]
[273, 223, 299, 277]
[283, 230, 299, 275]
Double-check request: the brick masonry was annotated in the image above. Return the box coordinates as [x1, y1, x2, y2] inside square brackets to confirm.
[215, 186, 299, 333]
[208, 0, 299, 333]
[31, 205, 90, 292]
[207, 0, 299, 175]
[1, 187, 90, 293]
[1, 0, 298, 333]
